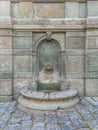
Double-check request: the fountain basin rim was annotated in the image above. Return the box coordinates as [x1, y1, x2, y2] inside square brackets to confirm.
[20, 87, 78, 100]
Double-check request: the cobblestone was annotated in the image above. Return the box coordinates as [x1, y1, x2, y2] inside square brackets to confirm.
[0, 97, 98, 130]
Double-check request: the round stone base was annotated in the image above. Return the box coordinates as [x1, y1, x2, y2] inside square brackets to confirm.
[18, 87, 80, 112]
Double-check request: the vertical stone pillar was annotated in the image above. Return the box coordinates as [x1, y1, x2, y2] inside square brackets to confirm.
[32, 51, 38, 91]
[60, 51, 66, 91]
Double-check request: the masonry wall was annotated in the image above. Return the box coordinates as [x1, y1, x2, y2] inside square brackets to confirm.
[0, 0, 98, 101]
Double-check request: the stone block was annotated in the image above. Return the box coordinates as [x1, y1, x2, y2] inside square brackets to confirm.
[66, 56, 84, 72]
[0, 96, 12, 102]
[14, 72, 32, 79]
[66, 79, 84, 95]
[88, 1, 98, 17]
[0, 72, 12, 79]
[66, 50, 84, 56]
[13, 37, 32, 49]
[66, 31, 86, 37]
[65, 2, 79, 18]
[86, 79, 98, 96]
[86, 56, 98, 72]
[13, 49, 32, 55]
[66, 72, 84, 79]
[66, 37, 85, 49]
[0, 56, 12, 72]
[0, 79, 12, 96]
[0, 49, 12, 55]
[33, 3, 64, 18]
[0, 1, 11, 17]
[14, 56, 32, 72]
[14, 79, 32, 95]
[12, 2, 33, 19]
[87, 50, 98, 56]
[85, 72, 98, 79]
[79, 3, 86, 18]
[87, 30, 98, 36]
[0, 37, 12, 49]
[0, 29, 12, 36]
[87, 37, 98, 49]
[13, 31, 32, 37]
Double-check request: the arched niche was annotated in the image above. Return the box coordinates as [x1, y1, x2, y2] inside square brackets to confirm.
[32, 36, 66, 91]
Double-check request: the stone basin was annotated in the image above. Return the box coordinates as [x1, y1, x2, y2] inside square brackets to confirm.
[18, 87, 80, 112]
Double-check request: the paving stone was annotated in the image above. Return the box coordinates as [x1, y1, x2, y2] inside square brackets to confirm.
[32, 123, 44, 130]
[46, 124, 60, 130]
[58, 116, 70, 123]
[72, 119, 87, 127]
[9, 117, 21, 124]
[21, 120, 32, 127]
[34, 114, 44, 123]
[4, 124, 21, 130]
[21, 113, 31, 121]
[0, 98, 98, 130]
[60, 124, 73, 130]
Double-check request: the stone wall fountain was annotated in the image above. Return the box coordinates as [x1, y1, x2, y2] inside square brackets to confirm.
[18, 32, 80, 112]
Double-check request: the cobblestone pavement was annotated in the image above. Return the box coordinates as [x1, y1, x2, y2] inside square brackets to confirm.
[0, 97, 98, 130]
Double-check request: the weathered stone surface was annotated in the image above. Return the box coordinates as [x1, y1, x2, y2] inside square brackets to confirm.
[13, 37, 32, 49]
[14, 72, 32, 79]
[33, 3, 64, 18]
[0, 37, 12, 49]
[86, 56, 98, 72]
[13, 49, 32, 55]
[0, 1, 11, 17]
[86, 79, 98, 96]
[66, 79, 84, 95]
[79, 3, 86, 18]
[66, 31, 86, 36]
[87, 30, 98, 36]
[0, 29, 12, 36]
[13, 31, 32, 37]
[65, 2, 79, 18]
[66, 56, 84, 72]
[87, 37, 98, 49]
[14, 56, 32, 72]
[0, 79, 12, 96]
[12, 2, 33, 19]
[66, 72, 84, 79]
[66, 37, 85, 49]
[0, 56, 12, 72]
[86, 72, 98, 79]
[88, 1, 98, 17]
[0, 72, 12, 79]
[14, 79, 32, 95]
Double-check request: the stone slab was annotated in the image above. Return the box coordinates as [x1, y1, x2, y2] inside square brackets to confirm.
[79, 3, 86, 18]
[88, 1, 98, 17]
[66, 56, 84, 72]
[0, 56, 12, 72]
[66, 79, 84, 95]
[65, 2, 79, 18]
[0, 79, 12, 96]
[87, 37, 98, 49]
[14, 56, 32, 72]
[66, 36, 85, 49]
[33, 3, 64, 18]
[86, 56, 98, 72]
[12, 2, 33, 19]
[0, 37, 12, 49]
[86, 79, 98, 96]
[13, 37, 32, 49]
[14, 79, 32, 95]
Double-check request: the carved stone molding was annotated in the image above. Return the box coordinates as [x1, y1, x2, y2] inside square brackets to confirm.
[46, 32, 52, 41]
[11, 0, 87, 3]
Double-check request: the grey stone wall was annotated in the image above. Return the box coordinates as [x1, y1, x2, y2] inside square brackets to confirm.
[0, 0, 98, 100]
